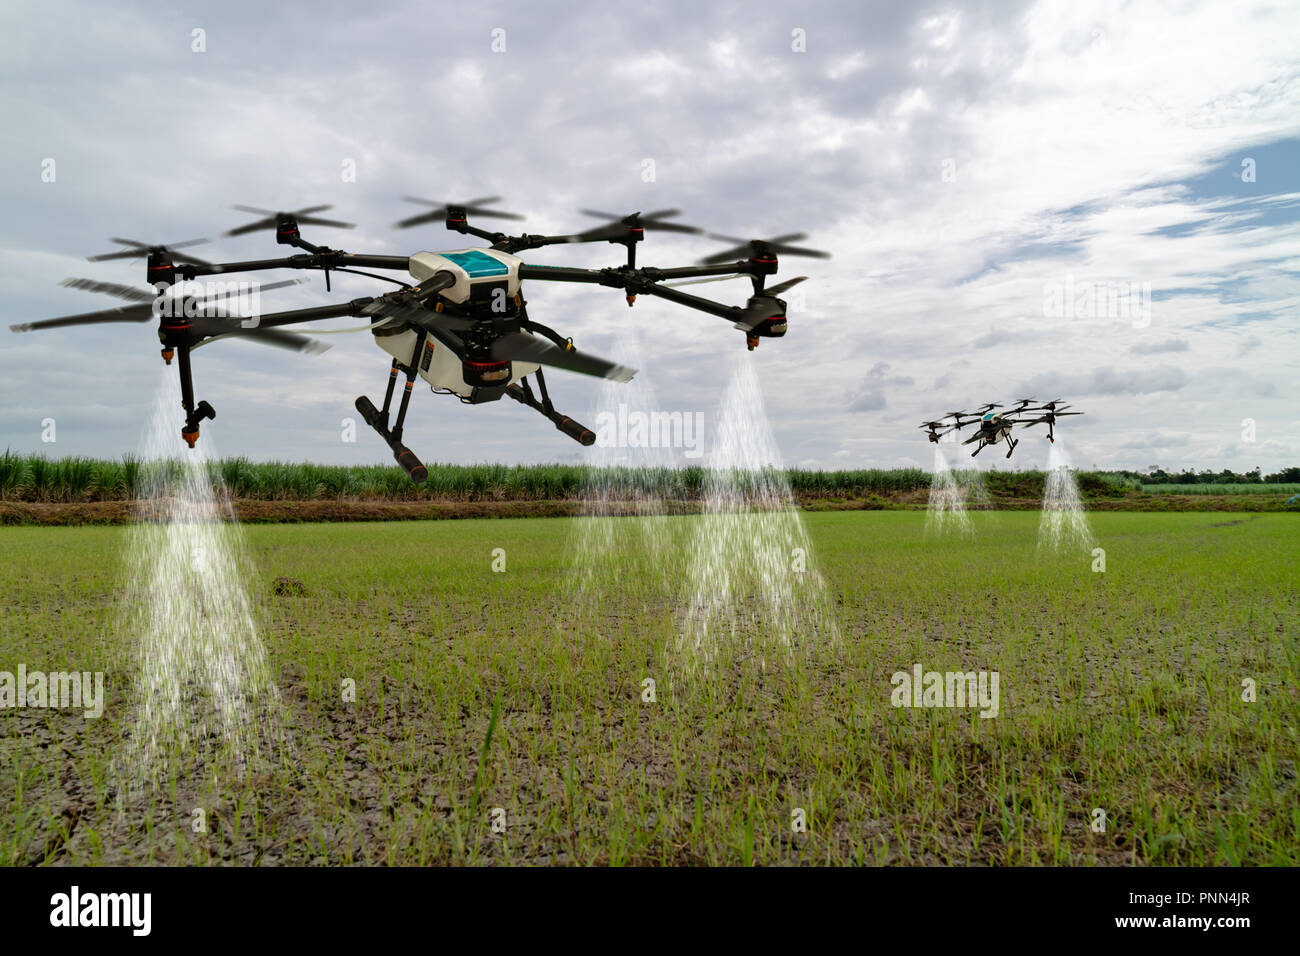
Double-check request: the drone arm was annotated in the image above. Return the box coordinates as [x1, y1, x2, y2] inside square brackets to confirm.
[631, 279, 741, 323]
[447, 220, 506, 245]
[181, 256, 305, 279]
[519, 263, 752, 321]
[338, 254, 412, 270]
[640, 262, 755, 282]
[490, 232, 597, 254]
[180, 253, 410, 280]
[517, 264, 619, 286]
[233, 297, 378, 331]
[450, 221, 600, 253]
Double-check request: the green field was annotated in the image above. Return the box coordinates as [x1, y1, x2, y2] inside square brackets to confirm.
[0, 451, 929, 502]
[1142, 483, 1300, 496]
[2, 511, 1297, 865]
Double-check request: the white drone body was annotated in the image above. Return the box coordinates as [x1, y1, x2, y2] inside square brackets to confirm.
[371, 248, 539, 399]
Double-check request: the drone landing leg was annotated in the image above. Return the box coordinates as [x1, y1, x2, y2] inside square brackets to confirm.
[377, 358, 400, 430]
[505, 371, 597, 446]
[175, 344, 214, 448]
[353, 336, 429, 484]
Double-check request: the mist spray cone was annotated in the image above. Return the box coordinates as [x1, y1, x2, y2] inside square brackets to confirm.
[116, 370, 284, 793]
[1038, 439, 1095, 552]
[568, 326, 676, 615]
[925, 444, 973, 537]
[679, 355, 838, 671]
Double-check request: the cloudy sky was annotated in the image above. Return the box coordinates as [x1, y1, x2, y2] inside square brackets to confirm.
[2, 0, 1297, 474]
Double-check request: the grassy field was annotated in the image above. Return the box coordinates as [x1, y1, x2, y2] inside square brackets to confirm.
[2, 511, 1297, 865]
[1142, 483, 1300, 496]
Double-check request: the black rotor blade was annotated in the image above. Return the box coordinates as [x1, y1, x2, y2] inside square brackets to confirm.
[699, 232, 830, 264]
[59, 277, 157, 303]
[765, 275, 808, 296]
[223, 217, 278, 237]
[227, 277, 309, 296]
[225, 203, 351, 236]
[51, 276, 305, 311]
[574, 222, 628, 241]
[169, 249, 212, 266]
[86, 248, 148, 262]
[197, 325, 330, 354]
[580, 208, 703, 234]
[88, 236, 211, 265]
[490, 332, 635, 382]
[640, 218, 702, 234]
[361, 296, 478, 333]
[395, 196, 523, 228]
[295, 214, 356, 229]
[393, 209, 443, 229]
[10, 303, 154, 333]
[461, 203, 524, 221]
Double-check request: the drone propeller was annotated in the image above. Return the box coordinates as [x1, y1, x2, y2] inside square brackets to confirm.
[59, 277, 158, 303]
[578, 208, 704, 237]
[765, 275, 808, 296]
[943, 411, 968, 419]
[393, 196, 524, 229]
[193, 324, 330, 354]
[10, 278, 309, 339]
[224, 204, 356, 237]
[490, 333, 635, 382]
[975, 402, 1003, 412]
[87, 237, 211, 266]
[59, 276, 305, 303]
[362, 299, 477, 334]
[698, 232, 831, 265]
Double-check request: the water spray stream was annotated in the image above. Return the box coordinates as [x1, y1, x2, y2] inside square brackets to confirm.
[1038, 439, 1095, 552]
[679, 355, 838, 670]
[568, 326, 678, 611]
[924, 445, 973, 537]
[115, 370, 283, 793]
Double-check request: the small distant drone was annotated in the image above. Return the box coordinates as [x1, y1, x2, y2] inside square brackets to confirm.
[12, 199, 828, 483]
[920, 399, 1082, 458]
